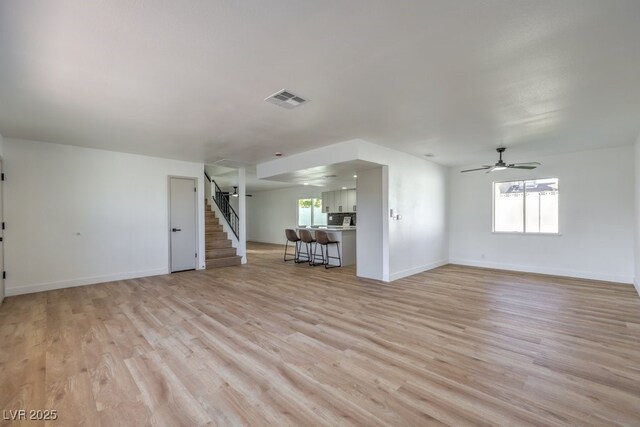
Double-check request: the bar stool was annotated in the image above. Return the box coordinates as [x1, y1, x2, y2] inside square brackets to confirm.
[298, 228, 324, 266]
[314, 230, 342, 269]
[284, 229, 301, 263]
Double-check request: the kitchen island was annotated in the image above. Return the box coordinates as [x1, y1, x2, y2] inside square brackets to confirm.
[296, 226, 356, 267]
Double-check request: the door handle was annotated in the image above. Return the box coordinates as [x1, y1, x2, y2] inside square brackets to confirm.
[172, 228, 182, 232]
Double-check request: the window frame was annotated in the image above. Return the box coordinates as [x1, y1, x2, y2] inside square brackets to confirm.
[296, 197, 326, 227]
[492, 177, 560, 235]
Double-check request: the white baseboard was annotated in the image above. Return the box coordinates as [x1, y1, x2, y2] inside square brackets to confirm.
[634, 277, 640, 297]
[388, 259, 449, 282]
[5, 268, 169, 297]
[449, 258, 634, 284]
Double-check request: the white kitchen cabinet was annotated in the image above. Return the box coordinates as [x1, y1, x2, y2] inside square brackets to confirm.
[347, 189, 357, 212]
[336, 190, 346, 212]
[322, 191, 335, 213]
[322, 189, 357, 213]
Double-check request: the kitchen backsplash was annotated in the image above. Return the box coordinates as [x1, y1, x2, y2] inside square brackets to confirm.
[327, 213, 356, 226]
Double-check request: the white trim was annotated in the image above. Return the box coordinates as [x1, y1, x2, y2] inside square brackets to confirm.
[450, 258, 633, 284]
[237, 168, 247, 263]
[388, 259, 449, 282]
[634, 277, 640, 297]
[0, 158, 4, 305]
[5, 268, 168, 296]
[491, 232, 562, 236]
[381, 165, 389, 282]
[492, 177, 560, 235]
[168, 175, 199, 272]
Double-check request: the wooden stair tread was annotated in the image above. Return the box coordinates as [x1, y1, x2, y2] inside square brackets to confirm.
[205, 231, 228, 240]
[204, 202, 239, 268]
[206, 247, 237, 258]
[205, 255, 240, 260]
[206, 240, 232, 248]
[205, 256, 242, 269]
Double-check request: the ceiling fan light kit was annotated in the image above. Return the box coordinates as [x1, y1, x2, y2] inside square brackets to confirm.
[460, 147, 541, 173]
[224, 186, 253, 197]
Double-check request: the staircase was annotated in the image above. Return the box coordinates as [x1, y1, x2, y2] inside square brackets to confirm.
[205, 199, 242, 269]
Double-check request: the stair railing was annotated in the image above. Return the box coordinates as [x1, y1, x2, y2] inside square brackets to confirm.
[205, 172, 239, 239]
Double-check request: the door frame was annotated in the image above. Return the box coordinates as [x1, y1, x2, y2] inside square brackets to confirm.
[0, 159, 4, 304]
[168, 175, 199, 273]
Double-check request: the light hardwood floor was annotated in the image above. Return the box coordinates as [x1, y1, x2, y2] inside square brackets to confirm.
[1, 242, 639, 426]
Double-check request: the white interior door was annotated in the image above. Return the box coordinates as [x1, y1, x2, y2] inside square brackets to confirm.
[169, 177, 197, 272]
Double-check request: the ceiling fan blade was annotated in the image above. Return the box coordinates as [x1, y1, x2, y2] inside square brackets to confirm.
[508, 165, 538, 170]
[512, 162, 541, 165]
[460, 166, 491, 173]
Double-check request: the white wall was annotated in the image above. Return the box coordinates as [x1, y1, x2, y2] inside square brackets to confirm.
[450, 146, 635, 284]
[635, 135, 640, 295]
[380, 149, 448, 281]
[356, 166, 387, 280]
[4, 138, 206, 296]
[0, 132, 3, 304]
[247, 185, 322, 245]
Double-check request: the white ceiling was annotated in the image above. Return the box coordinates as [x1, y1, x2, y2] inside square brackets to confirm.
[206, 160, 371, 193]
[1, 1, 639, 167]
[264, 160, 379, 190]
[205, 164, 294, 194]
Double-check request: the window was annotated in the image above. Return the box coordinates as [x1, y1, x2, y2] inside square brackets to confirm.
[493, 178, 559, 233]
[297, 198, 327, 226]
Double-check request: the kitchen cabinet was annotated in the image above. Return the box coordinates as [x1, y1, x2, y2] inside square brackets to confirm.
[347, 189, 357, 212]
[338, 190, 348, 212]
[322, 191, 335, 213]
[295, 227, 356, 266]
[322, 189, 357, 213]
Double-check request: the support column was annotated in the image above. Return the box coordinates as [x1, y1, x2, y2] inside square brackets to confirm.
[238, 167, 247, 264]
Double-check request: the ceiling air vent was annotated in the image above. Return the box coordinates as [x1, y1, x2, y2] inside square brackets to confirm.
[264, 89, 309, 109]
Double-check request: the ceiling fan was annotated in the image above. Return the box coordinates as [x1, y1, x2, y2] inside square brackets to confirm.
[223, 186, 253, 197]
[461, 147, 541, 173]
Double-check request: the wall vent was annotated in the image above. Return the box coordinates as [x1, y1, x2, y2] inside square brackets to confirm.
[264, 89, 309, 109]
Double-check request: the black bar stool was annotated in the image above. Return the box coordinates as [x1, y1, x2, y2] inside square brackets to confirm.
[314, 230, 341, 269]
[284, 229, 301, 263]
[298, 229, 324, 266]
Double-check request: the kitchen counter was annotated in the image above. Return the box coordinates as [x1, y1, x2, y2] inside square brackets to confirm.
[311, 226, 356, 231]
[296, 227, 356, 266]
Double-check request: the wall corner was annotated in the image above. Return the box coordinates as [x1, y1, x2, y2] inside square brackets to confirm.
[635, 134, 640, 297]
